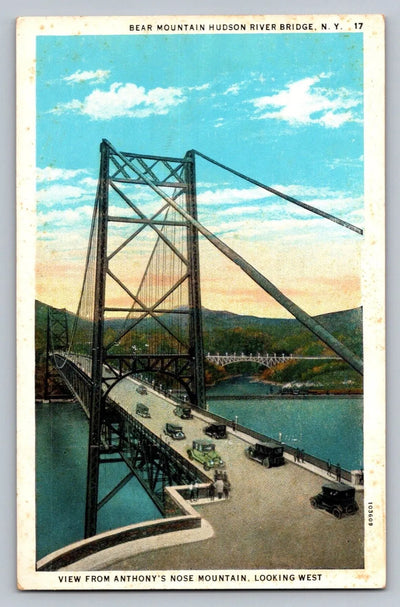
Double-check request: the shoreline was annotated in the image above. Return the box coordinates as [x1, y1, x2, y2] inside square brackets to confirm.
[207, 393, 363, 400]
[206, 374, 362, 397]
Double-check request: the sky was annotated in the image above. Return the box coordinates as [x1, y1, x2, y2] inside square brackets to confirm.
[36, 31, 364, 318]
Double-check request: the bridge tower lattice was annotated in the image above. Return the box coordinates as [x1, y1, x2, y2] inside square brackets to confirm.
[69, 140, 206, 537]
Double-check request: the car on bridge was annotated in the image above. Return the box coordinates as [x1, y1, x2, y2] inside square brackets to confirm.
[174, 405, 193, 419]
[164, 423, 185, 440]
[245, 442, 285, 468]
[136, 385, 148, 395]
[310, 482, 359, 519]
[136, 403, 151, 418]
[187, 439, 224, 471]
[204, 423, 227, 439]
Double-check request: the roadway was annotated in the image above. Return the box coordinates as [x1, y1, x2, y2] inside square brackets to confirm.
[100, 375, 364, 571]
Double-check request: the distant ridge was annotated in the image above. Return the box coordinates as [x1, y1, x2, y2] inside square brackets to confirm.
[35, 299, 362, 329]
[35, 299, 362, 357]
[35, 300, 363, 394]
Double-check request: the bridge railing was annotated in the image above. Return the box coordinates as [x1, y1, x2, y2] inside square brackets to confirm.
[191, 403, 356, 484]
[132, 380, 357, 484]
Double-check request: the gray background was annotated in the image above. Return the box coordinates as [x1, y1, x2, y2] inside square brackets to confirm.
[2, 0, 398, 604]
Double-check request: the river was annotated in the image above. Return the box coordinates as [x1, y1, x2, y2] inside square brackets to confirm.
[35, 401, 160, 561]
[206, 376, 363, 471]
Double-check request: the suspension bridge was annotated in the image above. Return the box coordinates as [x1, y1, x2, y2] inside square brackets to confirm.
[44, 139, 364, 560]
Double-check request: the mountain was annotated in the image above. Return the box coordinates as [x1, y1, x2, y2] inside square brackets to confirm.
[35, 300, 362, 355]
[35, 300, 363, 395]
[200, 306, 362, 358]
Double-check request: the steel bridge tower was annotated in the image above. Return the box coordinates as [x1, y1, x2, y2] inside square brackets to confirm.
[83, 140, 206, 537]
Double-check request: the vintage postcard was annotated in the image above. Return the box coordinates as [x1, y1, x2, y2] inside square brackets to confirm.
[17, 14, 385, 590]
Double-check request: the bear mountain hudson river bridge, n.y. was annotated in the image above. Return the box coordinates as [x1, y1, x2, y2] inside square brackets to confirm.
[42, 140, 364, 569]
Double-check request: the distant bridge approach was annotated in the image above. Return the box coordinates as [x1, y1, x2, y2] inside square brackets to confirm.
[205, 352, 340, 369]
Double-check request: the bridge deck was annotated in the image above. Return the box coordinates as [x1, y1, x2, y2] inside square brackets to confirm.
[82, 374, 365, 571]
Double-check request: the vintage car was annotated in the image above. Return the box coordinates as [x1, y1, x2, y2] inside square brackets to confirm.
[245, 442, 285, 468]
[187, 439, 224, 471]
[164, 423, 185, 440]
[135, 402, 151, 418]
[203, 423, 227, 439]
[174, 405, 193, 419]
[310, 482, 359, 518]
[136, 385, 148, 395]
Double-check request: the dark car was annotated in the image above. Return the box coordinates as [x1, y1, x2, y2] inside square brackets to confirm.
[164, 423, 185, 440]
[174, 405, 193, 419]
[136, 402, 151, 418]
[136, 385, 148, 395]
[204, 423, 227, 439]
[245, 442, 285, 468]
[310, 482, 359, 519]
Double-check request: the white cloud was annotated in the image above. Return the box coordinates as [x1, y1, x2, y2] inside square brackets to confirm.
[198, 186, 268, 206]
[250, 74, 362, 128]
[206, 215, 360, 246]
[52, 99, 84, 113]
[214, 118, 224, 128]
[51, 82, 187, 120]
[197, 183, 362, 208]
[63, 69, 110, 84]
[79, 176, 99, 188]
[223, 83, 242, 96]
[36, 164, 175, 217]
[188, 83, 210, 92]
[37, 205, 94, 227]
[197, 184, 363, 235]
[38, 204, 153, 229]
[37, 184, 90, 206]
[217, 204, 263, 216]
[318, 110, 353, 128]
[326, 156, 364, 170]
[37, 231, 90, 258]
[37, 167, 87, 183]
[297, 195, 364, 214]
[270, 183, 339, 199]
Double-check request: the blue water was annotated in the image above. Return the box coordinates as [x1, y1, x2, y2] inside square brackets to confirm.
[35, 401, 160, 560]
[207, 376, 363, 471]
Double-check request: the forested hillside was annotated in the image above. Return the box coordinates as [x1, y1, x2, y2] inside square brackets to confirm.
[35, 300, 363, 397]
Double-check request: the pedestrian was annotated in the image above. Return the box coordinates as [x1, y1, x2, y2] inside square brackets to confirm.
[301, 449, 305, 463]
[295, 448, 299, 462]
[222, 471, 228, 482]
[223, 479, 231, 499]
[215, 478, 224, 499]
[214, 469, 222, 481]
[193, 481, 199, 501]
[208, 482, 215, 501]
[336, 463, 341, 482]
[232, 419, 237, 431]
[189, 482, 195, 501]
[327, 460, 332, 476]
